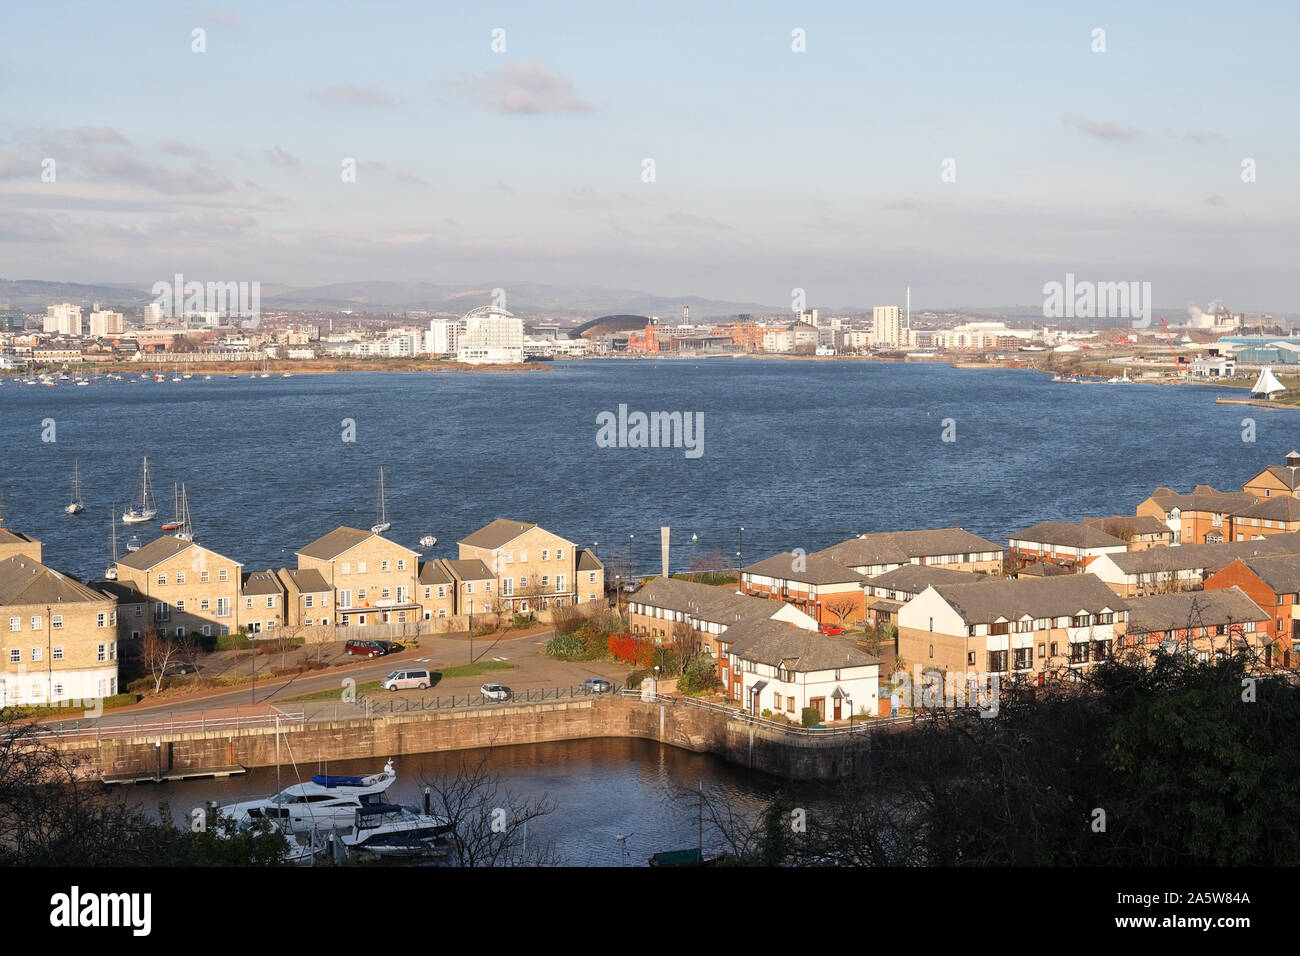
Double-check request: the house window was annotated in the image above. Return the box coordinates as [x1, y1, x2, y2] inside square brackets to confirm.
[557, 548, 565, 560]
[218, 569, 228, 582]
[438, 609, 446, 618]
[31, 648, 41, 662]
[541, 575, 550, 587]
[397, 559, 406, 571]
[52, 646, 63, 661]
[97, 612, 107, 627]
[1071, 614, 1090, 628]
[381, 561, 390, 572]
[928, 644, 934, 658]
[358, 588, 367, 600]
[200, 571, 210, 583]
[175, 600, 185, 611]
[1014, 647, 1033, 670]
[97, 644, 106, 662]
[1050, 642, 1058, 655]
[245, 598, 253, 608]
[341, 563, 351, 574]
[7, 649, 18, 663]
[967, 651, 976, 665]
[1038, 643, 1045, 658]
[216, 598, 230, 618]
[519, 576, 528, 588]
[589, 572, 596, 583]
[52, 615, 64, 629]
[437, 586, 446, 599]
[266, 597, 275, 608]
[200, 599, 210, 611]
[357, 562, 367, 573]
[30, 615, 41, 630]
[7, 617, 18, 631]
[381, 588, 391, 599]
[201, 625, 211, 636]
[177, 571, 187, 584]
[423, 587, 431, 599]
[987, 650, 1007, 672]
[542, 550, 550, 561]
[465, 583, 473, 594]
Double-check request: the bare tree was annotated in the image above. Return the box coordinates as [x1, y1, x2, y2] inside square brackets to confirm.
[824, 597, 858, 627]
[418, 753, 560, 866]
[141, 629, 179, 695]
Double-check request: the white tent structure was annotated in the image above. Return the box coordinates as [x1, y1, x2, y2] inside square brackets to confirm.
[1251, 366, 1286, 399]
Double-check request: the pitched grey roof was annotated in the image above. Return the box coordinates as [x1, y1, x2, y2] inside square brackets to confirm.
[297, 526, 417, 561]
[1107, 533, 1300, 576]
[630, 576, 777, 625]
[742, 551, 865, 585]
[458, 518, 537, 550]
[116, 535, 234, 572]
[0, 528, 40, 547]
[1013, 562, 1076, 578]
[278, 567, 331, 593]
[0, 556, 114, 606]
[444, 558, 494, 581]
[1081, 515, 1171, 538]
[576, 548, 604, 572]
[1233, 553, 1300, 594]
[1126, 587, 1268, 635]
[725, 618, 879, 672]
[931, 574, 1127, 624]
[1259, 464, 1300, 491]
[813, 527, 1002, 568]
[1235, 496, 1300, 522]
[1144, 486, 1257, 516]
[241, 570, 283, 596]
[1009, 520, 1127, 550]
[866, 564, 983, 593]
[418, 559, 454, 585]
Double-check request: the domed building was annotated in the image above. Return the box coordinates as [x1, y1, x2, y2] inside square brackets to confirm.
[457, 305, 524, 365]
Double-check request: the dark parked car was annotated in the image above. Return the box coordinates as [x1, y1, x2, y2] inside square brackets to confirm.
[344, 640, 384, 658]
[372, 640, 404, 655]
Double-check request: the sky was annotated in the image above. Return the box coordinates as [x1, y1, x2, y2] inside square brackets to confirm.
[1, 0, 1297, 312]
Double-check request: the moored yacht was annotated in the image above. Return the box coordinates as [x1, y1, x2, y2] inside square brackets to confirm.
[218, 759, 397, 833]
[340, 803, 453, 857]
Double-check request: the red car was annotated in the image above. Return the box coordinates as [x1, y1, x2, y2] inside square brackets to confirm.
[818, 623, 845, 636]
[344, 640, 384, 658]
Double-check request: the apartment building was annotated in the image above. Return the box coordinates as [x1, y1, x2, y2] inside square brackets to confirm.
[239, 570, 284, 636]
[897, 574, 1128, 677]
[863, 564, 983, 627]
[1228, 497, 1300, 539]
[442, 559, 496, 623]
[0, 527, 42, 563]
[416, 560, 457, 622]
[812, 527, 1004, 577]
[0, 554, 118, 705]
[1136, 486, 1258, 545]
[739, 551, 867, 626]
[1007, 520, 1128, 572]
[1120, 588, 1269, 665]
[724, 616, 880, 720]
[627, 576, 816, 658]
[114, 536, 242, 639]
[1088, 533, 1300, 597]
[1080, 515, 1174, 550]
[1203, 554, 1300, 667]
[276, 567, 333, 639]
[295, 527, 420, 632]
[1242, 451, 1300, 499]
[457, 518, 601, 613]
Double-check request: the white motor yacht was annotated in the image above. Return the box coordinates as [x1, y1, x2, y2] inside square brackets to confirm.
[218, 759, 396, 833]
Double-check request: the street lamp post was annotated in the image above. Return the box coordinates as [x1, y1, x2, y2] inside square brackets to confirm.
[738, 526, 744, 575]
[468, 599, 474, 664]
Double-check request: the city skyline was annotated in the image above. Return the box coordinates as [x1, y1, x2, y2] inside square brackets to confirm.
[2, 1, 1297, 311]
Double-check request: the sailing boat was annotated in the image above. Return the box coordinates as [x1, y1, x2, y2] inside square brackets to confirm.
[371, 467, 391, 534]
[122, 457, 158, 524]
[64, 459, 85, 515]
[176, 484, 195, 542]
[162, 483, 182, 531]
[104, 509, 120, 581]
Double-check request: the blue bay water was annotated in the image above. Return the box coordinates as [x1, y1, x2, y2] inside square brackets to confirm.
[0, 359, 1290, 581]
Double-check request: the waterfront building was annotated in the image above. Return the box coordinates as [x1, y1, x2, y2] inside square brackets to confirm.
[932, 321, 1034, 351]
[862, 564, 984, 627]
[295, 527, 420, 636]
[811, 527, 1004, 577]
[869, 305, 917, 350]
[1136, 485, 1258, 545]
[442, 558, 496, 624]
[0, 528, 42, 563]
[456, 307, 524, 364]
[114, 536, 242, 640]
[239, 570, 284, 636]
[0, 554, 118, 706]
[275, 567, 333, 638]
[1079, 515, 1174, 551]
[457, 518, 602, 614]
[723, 617, 880, 720]
[1242, 451, 1300, 500]
[1203, 554, 1300, 667]
[1228, 497, 1300, 539]
[896, 574, 1128, 678]
[416, 560, 458, 622]
[1119, 588, 1269, 666]
[1086, 533, 1300, 597]
[739, 551, 867, 626]
[1007, 520, 1129, 573]
[424, 318, 460, 356]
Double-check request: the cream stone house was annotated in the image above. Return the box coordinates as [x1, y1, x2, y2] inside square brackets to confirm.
[114, 536, 242, 639]
[0, 554, 118, 705]
[457, 518, 603, 614]
[295, 527, 420, 634]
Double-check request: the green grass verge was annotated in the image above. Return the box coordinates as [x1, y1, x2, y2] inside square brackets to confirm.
[278, 661, 518, 703]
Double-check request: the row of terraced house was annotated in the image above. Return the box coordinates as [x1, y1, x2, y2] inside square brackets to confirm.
[624, 453, 1300, 720]
[0, 518, 604, 707]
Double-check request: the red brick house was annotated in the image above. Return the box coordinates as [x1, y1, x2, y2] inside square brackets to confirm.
[1202, 554, 1300, 667]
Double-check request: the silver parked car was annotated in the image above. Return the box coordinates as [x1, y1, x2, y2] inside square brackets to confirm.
[481, 683, 512, 701]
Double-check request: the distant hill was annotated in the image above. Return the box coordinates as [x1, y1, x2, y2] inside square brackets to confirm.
[0, 278, 783, 319]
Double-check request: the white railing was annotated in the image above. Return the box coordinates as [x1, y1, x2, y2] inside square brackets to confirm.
[618, 689, 911, 737]
[20, 711, 307, 742]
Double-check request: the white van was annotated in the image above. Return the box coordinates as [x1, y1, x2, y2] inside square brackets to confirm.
[382, 668, 431, 691]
